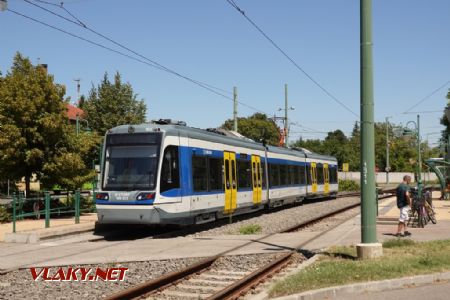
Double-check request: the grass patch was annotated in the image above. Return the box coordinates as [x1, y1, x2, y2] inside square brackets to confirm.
[270, 239, 450, 297]
[239, 224, 262, 235]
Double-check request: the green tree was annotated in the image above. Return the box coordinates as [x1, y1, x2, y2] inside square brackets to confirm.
[440, 89, 450, 144]
[292, 138, 323, 154]
[0, 53, 68, 194]
[82, 72, 147, 135]
[0, 53, 98, 194]
[221, 113, 280, 146]
[40, 131, 99, 190]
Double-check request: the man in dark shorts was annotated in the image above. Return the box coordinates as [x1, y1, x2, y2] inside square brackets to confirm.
[396, 175, 412, 237]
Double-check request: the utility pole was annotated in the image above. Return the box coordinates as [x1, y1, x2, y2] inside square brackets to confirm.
[358, 0, 382, 259]
[284, 84, 289, 146]
[74, 78, 81, 106]
[233, 87, 238, 132]
[0, 1, 7, 11]
[385, 117, 391, 184]
[417, 114, 422, 198]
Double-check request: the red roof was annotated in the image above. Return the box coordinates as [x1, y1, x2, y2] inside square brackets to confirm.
[66, 103, 84, 121]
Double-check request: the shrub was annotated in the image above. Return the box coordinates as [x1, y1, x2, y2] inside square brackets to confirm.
[338, 179, 360, 192]
[0, 205, 11, 223]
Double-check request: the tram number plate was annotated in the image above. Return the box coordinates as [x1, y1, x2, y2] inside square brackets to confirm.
[115, 192, 130, 201]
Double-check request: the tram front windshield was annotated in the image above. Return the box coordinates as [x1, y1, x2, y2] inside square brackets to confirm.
[103, 145, 159, 190]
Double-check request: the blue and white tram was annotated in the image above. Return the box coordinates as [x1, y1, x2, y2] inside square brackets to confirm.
[95, 120, 338, 225]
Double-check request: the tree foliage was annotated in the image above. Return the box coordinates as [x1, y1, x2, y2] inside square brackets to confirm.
[440, 89, 450, 143]
[82, 72, 147, 136]
[221, 113, 280, 146]
[0, 53, 98, 193]
[292, 121, 440, 172]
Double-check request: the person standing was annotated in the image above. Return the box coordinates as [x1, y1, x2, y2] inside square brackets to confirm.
[396, 175, 412, 237]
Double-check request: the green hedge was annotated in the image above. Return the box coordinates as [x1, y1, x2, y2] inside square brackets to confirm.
[338, 179, 360, 192]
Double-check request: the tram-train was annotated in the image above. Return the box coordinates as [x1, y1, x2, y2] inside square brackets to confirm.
[95, 119, 339, 225]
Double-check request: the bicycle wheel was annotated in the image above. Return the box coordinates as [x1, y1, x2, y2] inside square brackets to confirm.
[418, 206, 427, 228]
[427, 208, 437, 224]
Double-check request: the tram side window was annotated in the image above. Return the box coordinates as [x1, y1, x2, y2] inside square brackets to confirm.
[261, 161, 266, 188]
[192, 156, 208, 192]
[237, 160, 252, 189]
[287, 165, 295, 185]
[330, 167, 338, 183]
[299, 165, 306, 185]
[334, 167, 338, 183]
[269, 164, 280, 187]
[279, 164, 288, 186]
[306, 165, 312, 185]
[209, 157, 223, 191]
[160, 146, 180, 193]
[292, 165, 300, 184]
[317, 164, 324, 184]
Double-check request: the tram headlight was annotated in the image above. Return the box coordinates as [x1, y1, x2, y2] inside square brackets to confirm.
[136, 192, 155, 201]
[96, 193, 109, 201]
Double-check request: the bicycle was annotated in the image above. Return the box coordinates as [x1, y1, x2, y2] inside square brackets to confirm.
[408, 188, 428, 228]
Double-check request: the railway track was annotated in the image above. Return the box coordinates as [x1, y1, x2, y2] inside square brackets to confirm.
[106, 191, 395, 300]
[91, 189, 391, 242]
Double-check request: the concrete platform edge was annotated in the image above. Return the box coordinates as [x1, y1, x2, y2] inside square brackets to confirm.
[271, 271, 450, 300]
[4, 223, 95, 244]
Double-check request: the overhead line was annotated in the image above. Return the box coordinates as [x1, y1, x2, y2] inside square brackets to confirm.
[403, 79, 450, 114]
[7, 8, 241, 105]
[16, 2, 328, 131]
[9, 7, 268, 114]
[25, 0, 233, 97]
[225, 0, 359, 118]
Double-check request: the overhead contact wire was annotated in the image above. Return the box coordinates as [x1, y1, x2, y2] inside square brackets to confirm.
[225, 0, 359, 118]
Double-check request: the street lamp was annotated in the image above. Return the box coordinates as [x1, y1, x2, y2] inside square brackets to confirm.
[403, 115, 422, 198]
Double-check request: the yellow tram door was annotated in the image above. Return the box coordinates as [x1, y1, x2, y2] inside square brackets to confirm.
[251, 155, 262, 205]
[224, 151, 237, 214]
[311, 162, 318, 193]
[324, 164, 329, 194]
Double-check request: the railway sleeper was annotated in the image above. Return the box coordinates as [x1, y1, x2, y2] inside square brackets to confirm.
[174, 284, 223, 293]
[189, 279, 231, 286]
[197, 274, 243, 281]
[159, 290, 209, 299]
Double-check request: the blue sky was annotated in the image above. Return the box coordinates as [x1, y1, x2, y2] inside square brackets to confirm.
[1, 0, 449, 146]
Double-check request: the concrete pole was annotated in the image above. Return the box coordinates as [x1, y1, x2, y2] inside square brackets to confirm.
[417, 114, 422, 198]
[284, 84, 288, 147]
[233, 87, 238, 132]
[358, 0, 381, 258]
[386, 117, 390, 184]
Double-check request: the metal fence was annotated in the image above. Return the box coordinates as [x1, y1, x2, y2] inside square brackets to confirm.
[11, 190, 95, 233]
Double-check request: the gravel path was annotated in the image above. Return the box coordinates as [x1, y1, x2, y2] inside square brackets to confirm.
[0, 258, 201, 300]
[188, 196, 360, 237]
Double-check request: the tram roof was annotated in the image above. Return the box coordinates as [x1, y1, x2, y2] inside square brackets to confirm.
[107, 123, 336, 162]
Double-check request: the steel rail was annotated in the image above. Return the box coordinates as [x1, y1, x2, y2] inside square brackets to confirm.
[105, 256, 218, 300]
[105, 190, 395, 299]
[207, 191, 395, 299]
[206, 252, 293, 300]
